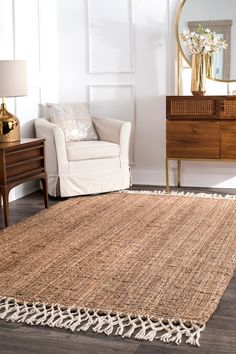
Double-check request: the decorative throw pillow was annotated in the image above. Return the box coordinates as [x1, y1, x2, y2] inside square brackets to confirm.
[46, 103, 98, 142]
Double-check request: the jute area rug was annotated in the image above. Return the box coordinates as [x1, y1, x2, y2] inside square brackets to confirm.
[0, 191, 236, 347]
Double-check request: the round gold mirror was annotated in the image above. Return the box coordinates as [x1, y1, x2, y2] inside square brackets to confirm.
[176, 0, 236, 82]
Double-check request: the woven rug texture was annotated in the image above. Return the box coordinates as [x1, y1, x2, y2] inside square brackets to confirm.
[0, 192, 236, 346]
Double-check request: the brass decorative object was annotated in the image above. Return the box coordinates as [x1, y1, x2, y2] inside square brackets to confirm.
[191, 54, 206, 96]
[0, 99, 20, 143]
[205, 55, 214, 78]
[0, 60, 27, 143]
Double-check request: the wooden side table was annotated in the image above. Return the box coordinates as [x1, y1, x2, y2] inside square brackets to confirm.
[0, 138, 48, 227]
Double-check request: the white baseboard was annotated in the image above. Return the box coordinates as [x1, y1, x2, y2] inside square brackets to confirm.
[131, 167, 236, 189]
[131, 169, 165, 186]
[9, 181, 40, 203]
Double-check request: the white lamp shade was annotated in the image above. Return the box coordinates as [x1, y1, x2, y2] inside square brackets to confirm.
[0, 60, 28, 98]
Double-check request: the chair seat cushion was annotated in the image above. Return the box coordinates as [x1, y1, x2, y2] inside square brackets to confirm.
[66, 141, 120, 161]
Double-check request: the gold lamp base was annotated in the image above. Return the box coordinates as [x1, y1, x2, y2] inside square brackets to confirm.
[0, 102, 20, 143]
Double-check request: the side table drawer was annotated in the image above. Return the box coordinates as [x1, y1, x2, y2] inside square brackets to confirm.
[5, 143, 44, 165]
[4, 141, 45, 182]
[6, 158, 44, 181]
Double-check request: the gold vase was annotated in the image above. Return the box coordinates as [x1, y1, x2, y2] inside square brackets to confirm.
[191, 54, 206, 96]
[205, 55, 214, 78]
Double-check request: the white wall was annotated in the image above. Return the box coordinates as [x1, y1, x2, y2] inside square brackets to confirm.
[57, 0, 170, 185]
[0, 0, 59, 201]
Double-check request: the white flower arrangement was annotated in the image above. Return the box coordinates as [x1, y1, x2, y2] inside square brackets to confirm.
[181, 25, 227, 56]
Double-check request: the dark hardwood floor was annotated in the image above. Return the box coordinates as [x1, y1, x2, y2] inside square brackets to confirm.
[0, 186, 236, 354]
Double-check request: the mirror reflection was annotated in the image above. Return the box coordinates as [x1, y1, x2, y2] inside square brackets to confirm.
[177, 0, 236, 82]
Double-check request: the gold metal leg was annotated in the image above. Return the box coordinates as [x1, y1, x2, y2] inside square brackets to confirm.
[165, 158, 170, 193]
[177, 160, 181, 188]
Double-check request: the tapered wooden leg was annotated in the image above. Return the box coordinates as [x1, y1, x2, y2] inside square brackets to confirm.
[1, 187, 9, 227]
[40, 176, 48, 208]
[177, 160, 181, 188]
[165, 158, 170, 193]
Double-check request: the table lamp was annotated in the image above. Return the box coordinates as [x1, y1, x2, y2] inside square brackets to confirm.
[0, 60, 28, 143]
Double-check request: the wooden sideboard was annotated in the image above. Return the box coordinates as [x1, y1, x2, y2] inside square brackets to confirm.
[166, 95, 236, 191]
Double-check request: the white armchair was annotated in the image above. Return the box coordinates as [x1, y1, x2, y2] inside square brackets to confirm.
[35, 116, 131, 197]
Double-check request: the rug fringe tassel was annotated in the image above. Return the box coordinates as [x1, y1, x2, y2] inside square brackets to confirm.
[0, 297, 205, 347]
[120, 189, 236, 200]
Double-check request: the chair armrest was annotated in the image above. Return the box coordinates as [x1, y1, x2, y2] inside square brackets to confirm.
[92, 116, 131, 162]
[34, 118, 69, 175]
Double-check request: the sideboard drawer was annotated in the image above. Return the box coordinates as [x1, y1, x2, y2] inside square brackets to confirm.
[167, 96, 217, 120]
[219, 97, 236, 119]
[221, 122, 236, 159]
[166, 121, 221, 158]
